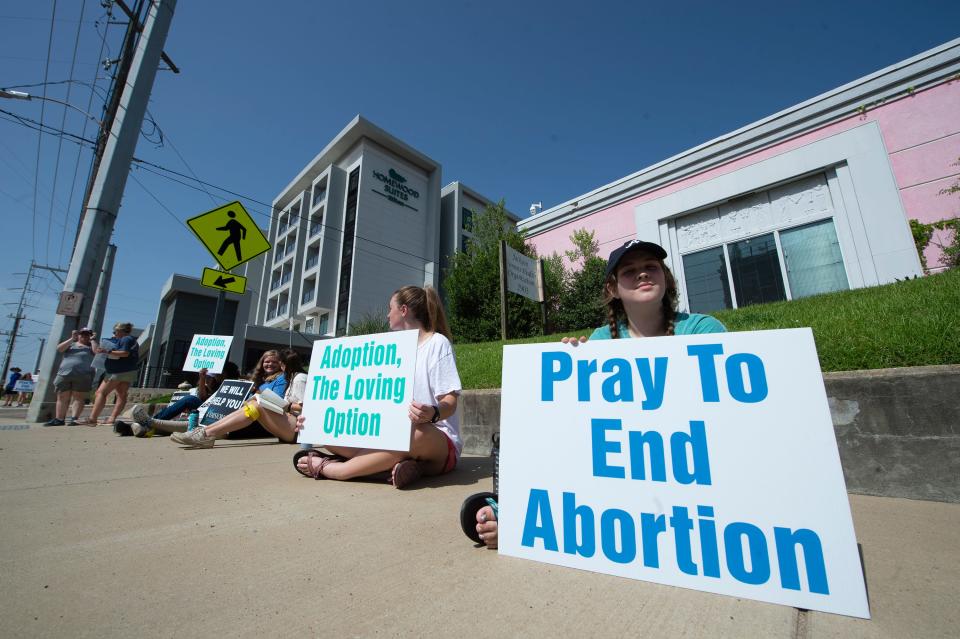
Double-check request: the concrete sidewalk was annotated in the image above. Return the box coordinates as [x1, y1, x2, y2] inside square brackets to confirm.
[0, 415, 956, 638]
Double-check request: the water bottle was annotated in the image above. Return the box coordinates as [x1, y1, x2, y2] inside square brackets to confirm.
[188, 410, 199, 431]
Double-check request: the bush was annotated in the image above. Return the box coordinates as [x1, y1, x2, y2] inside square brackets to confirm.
[454, 269, 960, 388]
[444, 201, 545, 342]
[349, 308, 389, 335]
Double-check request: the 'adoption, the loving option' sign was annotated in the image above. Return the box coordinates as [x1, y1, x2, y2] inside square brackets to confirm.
[300, 330, 417, 452]
[498, 328, 869, 618]
[182, 334, 234, 374]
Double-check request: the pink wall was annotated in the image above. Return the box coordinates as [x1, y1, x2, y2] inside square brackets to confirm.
[529, 81, 960, 270]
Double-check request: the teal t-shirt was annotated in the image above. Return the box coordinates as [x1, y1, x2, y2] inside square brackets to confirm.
[589, 312, 726, 339]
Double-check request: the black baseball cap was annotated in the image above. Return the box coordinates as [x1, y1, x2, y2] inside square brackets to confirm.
[605, 239, 668, 278]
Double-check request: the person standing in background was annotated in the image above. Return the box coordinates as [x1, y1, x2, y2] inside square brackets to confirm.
[87, 322, 139, 426]
[15, 372, 34, 407]
[46, 328, 98, 426]
[3, 367, 22, 407]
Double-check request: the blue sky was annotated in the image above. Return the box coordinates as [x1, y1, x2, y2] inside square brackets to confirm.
[2, 0, 959, 370]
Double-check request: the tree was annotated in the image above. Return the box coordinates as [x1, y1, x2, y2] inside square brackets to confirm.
[443, 201, 545, 342]
[912, 157, 960, 271]
[554, 228, 607, 332]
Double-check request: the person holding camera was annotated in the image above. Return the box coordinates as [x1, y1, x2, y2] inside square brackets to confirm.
[45, 327, 98, 426]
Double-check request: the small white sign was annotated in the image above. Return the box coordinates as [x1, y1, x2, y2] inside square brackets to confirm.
[182, 334, 234, 374]
[505, 244, 542, 302]
[300, 330, 418, 452]
[13, 380, 34, 393]
[498, 328, 869, 618]
[56, 291, 84, 317]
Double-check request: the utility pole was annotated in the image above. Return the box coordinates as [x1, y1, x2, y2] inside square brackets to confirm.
[34, 338, 46, 373]
[28, 0, 178, 423]
[87, 243, 117, 337]
[72, 1, 143, 251]
[1, 264, 35, 379]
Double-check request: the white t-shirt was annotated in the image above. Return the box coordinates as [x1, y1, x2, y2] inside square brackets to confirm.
[286, 372, 308, 404]
[413, 333, 463, 456]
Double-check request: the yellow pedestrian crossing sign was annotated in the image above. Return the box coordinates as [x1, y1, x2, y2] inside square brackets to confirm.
[201, 267, 247, 295]
[187, 201, 271, 270]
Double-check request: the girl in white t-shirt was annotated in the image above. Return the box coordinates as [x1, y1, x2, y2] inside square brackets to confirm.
[295, 285, 462, 489]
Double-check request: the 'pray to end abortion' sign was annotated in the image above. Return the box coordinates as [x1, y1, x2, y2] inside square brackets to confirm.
[300, 330, 417, 452]
[498, 328, 869, 618]
[182, 334, 234, 374]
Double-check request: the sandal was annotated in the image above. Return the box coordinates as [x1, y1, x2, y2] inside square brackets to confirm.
[292, 449, 339, 479]
[459, 492, 497, 544]
[390, 459, 423, 489]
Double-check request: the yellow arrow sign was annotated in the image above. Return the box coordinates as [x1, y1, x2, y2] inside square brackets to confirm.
[200, 267, 247, 294]
[187, 201, 271, 270]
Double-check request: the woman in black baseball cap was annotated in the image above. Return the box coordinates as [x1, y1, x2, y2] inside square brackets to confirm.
[472, 238, 727, 550]
[587, 238, 726, 339]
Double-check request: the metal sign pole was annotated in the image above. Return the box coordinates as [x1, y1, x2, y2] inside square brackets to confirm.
[538, 257, 547, 335]
[499, 241, 508, 341]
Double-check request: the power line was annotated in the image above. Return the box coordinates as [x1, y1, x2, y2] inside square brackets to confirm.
[30, 0, 60, 263]
[127, 171, 189, 230]
[5, 86, 439, 272]
[128, 160, 436, 266]
[47, 0, 88, 265]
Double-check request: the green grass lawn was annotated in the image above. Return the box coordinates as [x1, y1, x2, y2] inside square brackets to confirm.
[453, 268, 960, 389]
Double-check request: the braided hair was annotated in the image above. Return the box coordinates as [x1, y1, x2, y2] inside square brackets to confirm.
[601, 258, 679, 338]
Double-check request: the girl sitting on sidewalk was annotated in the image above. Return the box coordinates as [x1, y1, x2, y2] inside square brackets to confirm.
[294, 285, 462, 490]
[474, 239, 726, 548]
[168, 349, 305, 447]
[128, 362, 241, 437]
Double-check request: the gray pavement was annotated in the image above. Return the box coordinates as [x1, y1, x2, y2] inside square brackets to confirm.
[0, 408, 957, 638]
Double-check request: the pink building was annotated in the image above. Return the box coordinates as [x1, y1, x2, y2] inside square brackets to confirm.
[520, 39, 960, 313]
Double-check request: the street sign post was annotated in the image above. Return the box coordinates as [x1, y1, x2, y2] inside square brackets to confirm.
[186, 201, 271, 270]
[200, 267, 247, 294]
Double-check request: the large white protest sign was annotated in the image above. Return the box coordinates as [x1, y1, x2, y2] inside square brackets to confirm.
[300, 329, 417, 451]
[183, 334, 234, 374]
[498, 328, 869, 618]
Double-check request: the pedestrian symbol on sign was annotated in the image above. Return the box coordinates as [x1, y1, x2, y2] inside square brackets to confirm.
[186, 201, 271, 271]
[216, 211, 248, 262]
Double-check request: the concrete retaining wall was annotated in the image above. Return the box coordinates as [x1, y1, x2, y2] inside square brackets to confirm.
[458, 365, 960, 504]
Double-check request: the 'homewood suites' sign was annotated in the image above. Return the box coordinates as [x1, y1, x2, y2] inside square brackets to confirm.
[371, 167, 420, 211]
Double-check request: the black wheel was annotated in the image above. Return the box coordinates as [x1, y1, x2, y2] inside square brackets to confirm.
[460, 491, 497, 544]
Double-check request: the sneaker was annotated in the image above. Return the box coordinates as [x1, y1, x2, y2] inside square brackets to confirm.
[131, 420, 156, 438]
[131, 404, 151, 427]
[171, 427, 215, 448]
[65, 418, 77, 426]
[44, 418, 65, 426]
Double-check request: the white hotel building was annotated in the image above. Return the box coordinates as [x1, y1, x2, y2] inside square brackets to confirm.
[251, 116, 516, 337]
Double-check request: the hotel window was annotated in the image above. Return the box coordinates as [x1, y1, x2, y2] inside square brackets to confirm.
[312, 183, 327, 209]
[462, 207, 473, 231]
[301, 278, 315, 304]
[336, 167, 360, 336]
[305, 245, 320, 270]
[318, 313, 329, 335]
[310, 213, 323, 237]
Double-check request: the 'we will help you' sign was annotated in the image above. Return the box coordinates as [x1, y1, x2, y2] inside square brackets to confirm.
[498, 328, 869, 618]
